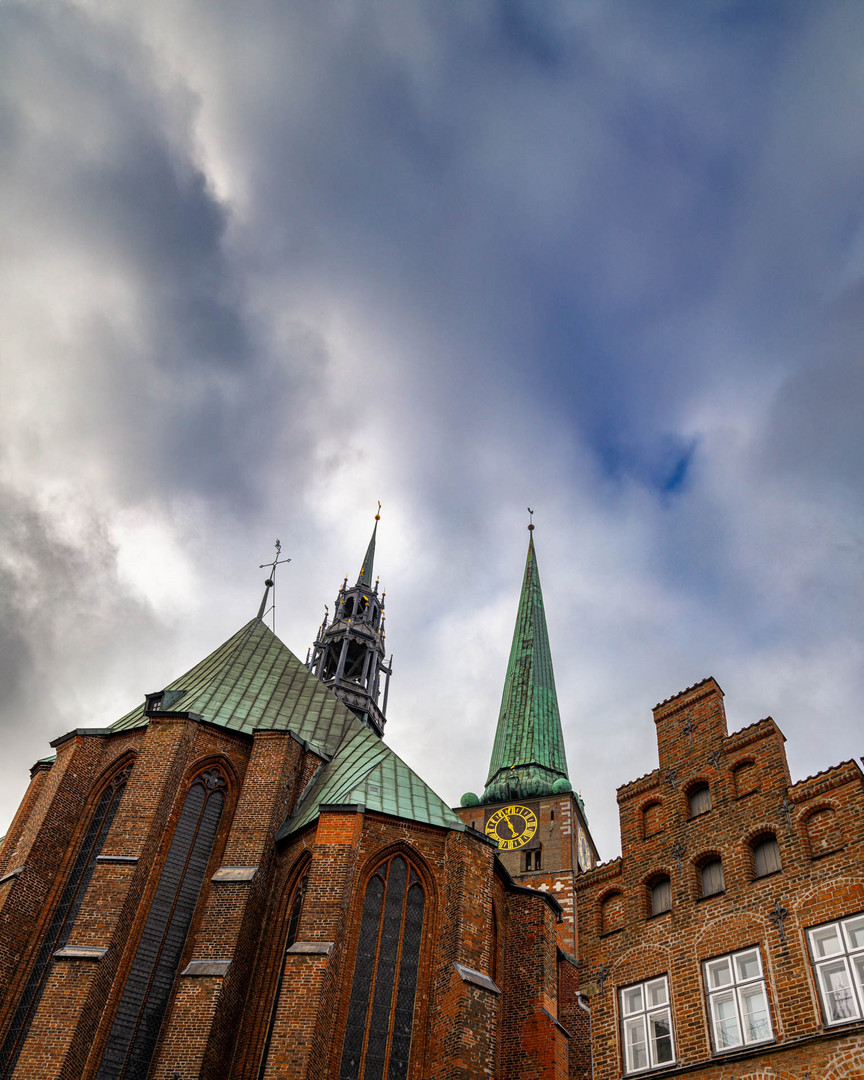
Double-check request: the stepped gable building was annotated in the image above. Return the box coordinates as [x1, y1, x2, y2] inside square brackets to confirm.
[575, 675, 864, 1079]
[0, 517, 589, 1080]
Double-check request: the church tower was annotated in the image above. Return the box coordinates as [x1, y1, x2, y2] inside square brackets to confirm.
[307, 508, 392, 737]
[454, 521, 598, 952]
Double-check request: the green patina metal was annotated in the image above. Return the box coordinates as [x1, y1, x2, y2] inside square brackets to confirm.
[110, 616, 462, 835]
[358, 518, 377, 586]
[482, 532, 571, 804]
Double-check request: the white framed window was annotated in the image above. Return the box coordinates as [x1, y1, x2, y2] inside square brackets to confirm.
[808, 914, 864, 1025]
[619, 975, 675, 1074]
[703, 947, 772, 1052]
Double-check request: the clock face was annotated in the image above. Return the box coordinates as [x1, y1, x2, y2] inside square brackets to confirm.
[485, 804, 538, 851]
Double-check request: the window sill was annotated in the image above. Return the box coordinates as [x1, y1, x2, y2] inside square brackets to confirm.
[750, 868, 782, 883]
[710, 1037, 775, 1059]
[695, 890, 725, 902]
[688, 810, 711, 821]
[647, 908, 671, 921]
[623, 1063, 677, 1077]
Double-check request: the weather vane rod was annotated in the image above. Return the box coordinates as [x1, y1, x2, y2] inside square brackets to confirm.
[257, 539, 291, 632]
[527, 506, 535, 532]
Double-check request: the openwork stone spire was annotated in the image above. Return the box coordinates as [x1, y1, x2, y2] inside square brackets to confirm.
[308, 508, 391, 737]
[481, 527, 571, 803]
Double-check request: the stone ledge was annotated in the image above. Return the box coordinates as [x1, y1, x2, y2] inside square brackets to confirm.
[287, 941, 334, 955]
[0, 867, 23, 886]
[453, 962, 500, 994]
[181, 959, 232, 976]
[212, 866, 258, 882]
[96, 855, 139, 864]
[54, 946, 108, 960]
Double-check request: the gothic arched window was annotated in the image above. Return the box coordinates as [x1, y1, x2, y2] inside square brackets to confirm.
[95, 765, 227, 1080]
[0, 762, 131, 1080]
[339, 854, 426, 1080]
[255, 867, 309, 1080]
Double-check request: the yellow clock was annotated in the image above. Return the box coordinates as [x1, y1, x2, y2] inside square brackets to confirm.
[485, 804, 538, 851]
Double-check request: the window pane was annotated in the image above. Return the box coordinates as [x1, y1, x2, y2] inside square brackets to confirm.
[735, 950, 762, 982]
[701, 860, 724, 896]
[622, 986, 644, 1015]
[690, 785, 711, 816]
[646, 978, 668, 1007]
[651, 879, 671, 915]
[754, 838, 781, 877]
[844, 916, 864, 952]
[711, 992, 741, 1048]
[706, 957, 732, 989]
[624, 1016, 648, 1071]
[820, 960, 859, 1022]
[811, 925, 844, 958]
[649, 1011, 674, 1064]
[739, 985, 771, 1043]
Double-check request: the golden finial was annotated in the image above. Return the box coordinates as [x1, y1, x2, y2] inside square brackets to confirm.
[375, 500, 381, 521]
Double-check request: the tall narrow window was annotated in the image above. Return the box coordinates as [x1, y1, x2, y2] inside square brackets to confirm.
[0, 764, 130, 1080]
[751, 835, 782, 878]
[808, 914, 864, 1024]
[95, 766, 227, 1080]
[649, 876, 672, 916]
[619, 975, 675, 1073]
[699, 858, 724, 897]
[339, 854, 426, 1080]
[689, 783, 711, 818]
[256, 869, 309, 1080]
[703, 947, 773, 1050]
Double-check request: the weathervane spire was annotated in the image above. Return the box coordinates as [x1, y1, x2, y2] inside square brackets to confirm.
[257, 539, 291, 631]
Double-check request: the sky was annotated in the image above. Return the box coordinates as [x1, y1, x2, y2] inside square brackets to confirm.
[2, 0, 863, 859]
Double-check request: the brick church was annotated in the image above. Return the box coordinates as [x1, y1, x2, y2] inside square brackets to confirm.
[0, 517, 862, 1080]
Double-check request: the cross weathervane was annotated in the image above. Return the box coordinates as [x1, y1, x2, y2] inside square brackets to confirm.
[258, 539, 292, 632]
[527, 507, 535, 532]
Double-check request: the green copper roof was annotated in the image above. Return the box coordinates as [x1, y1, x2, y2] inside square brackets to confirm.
[358, 518, 378, 586]
[482, 533, 570, 803]
[110, 616, 462, 835]
[279, 723, 463, 838]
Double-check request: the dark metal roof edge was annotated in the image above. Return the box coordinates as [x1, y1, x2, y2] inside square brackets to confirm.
[50, 727, 118, 748]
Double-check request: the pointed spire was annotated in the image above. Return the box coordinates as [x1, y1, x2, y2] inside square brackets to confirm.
[482, 523, 571, 803]
[358, 502, 381, 586]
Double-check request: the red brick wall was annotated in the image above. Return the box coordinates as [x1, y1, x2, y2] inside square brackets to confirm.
[576, 678, 864, 1079]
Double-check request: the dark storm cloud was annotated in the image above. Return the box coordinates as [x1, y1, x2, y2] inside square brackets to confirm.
[2, 0, 864, 855]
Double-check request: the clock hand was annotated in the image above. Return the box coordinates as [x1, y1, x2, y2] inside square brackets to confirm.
[506, 816, 519, 838]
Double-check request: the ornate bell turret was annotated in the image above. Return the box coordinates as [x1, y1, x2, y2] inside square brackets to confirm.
[308, 508, 392, 737]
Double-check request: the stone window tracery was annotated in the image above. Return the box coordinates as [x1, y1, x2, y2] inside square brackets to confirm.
[339, 853, 426, 1080]
[95, 764, 227, 1080]
[0, 764, 131, 1080]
